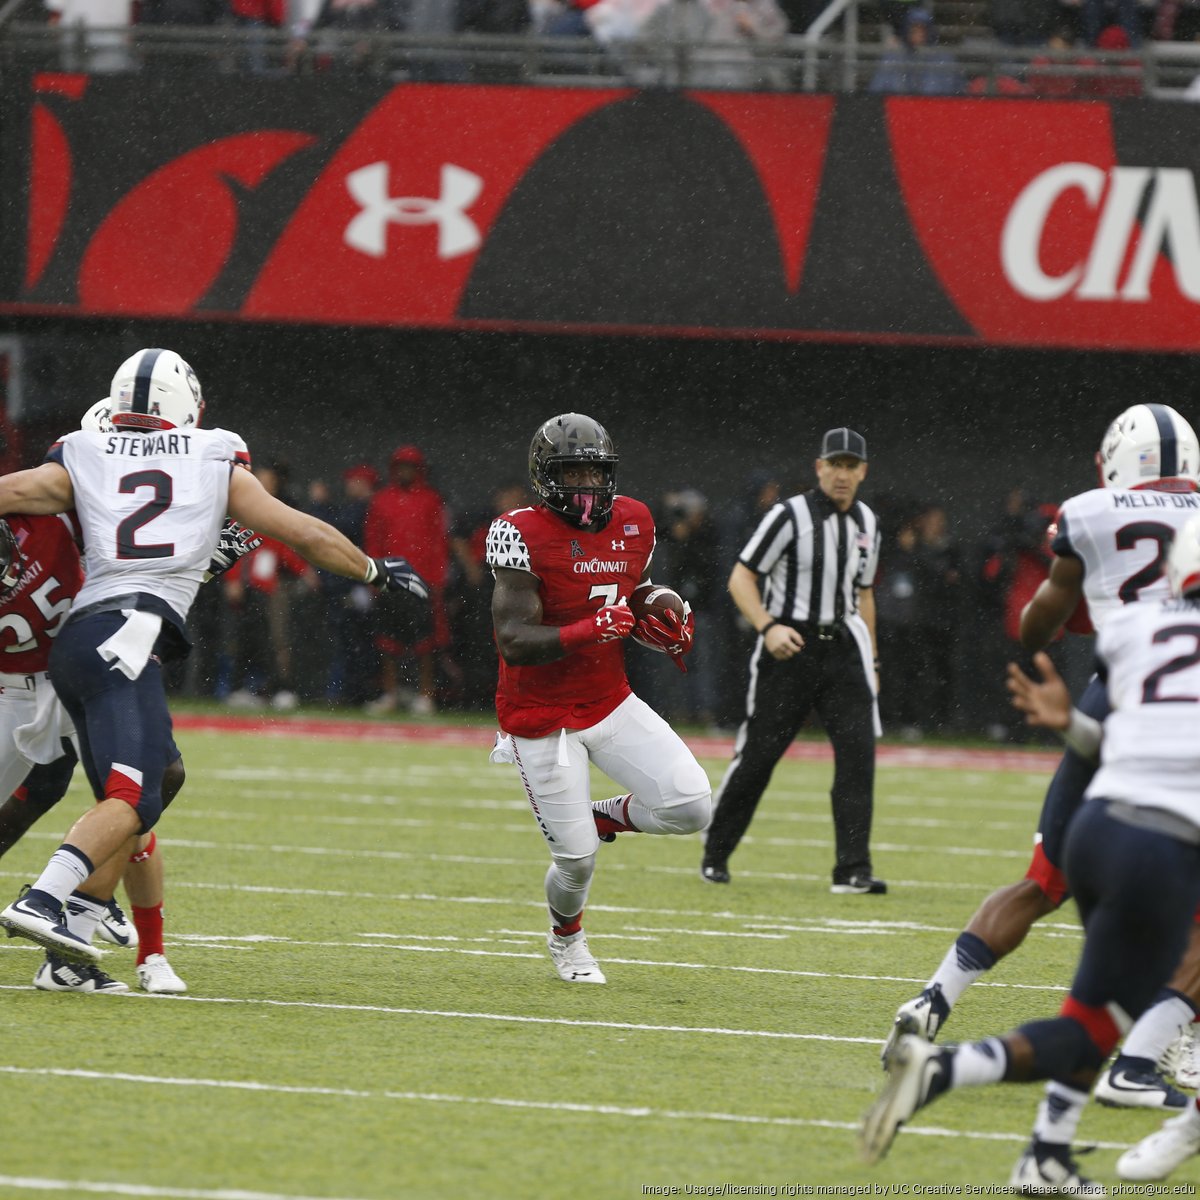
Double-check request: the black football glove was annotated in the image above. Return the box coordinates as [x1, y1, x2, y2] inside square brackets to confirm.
[366, 556, 430, 601]
[204, 520, 263, 582]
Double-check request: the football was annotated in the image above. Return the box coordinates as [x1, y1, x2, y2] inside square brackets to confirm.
[629, 583, 686, 652]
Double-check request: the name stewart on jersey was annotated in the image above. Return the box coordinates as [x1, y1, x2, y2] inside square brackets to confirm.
[104, 433, 193, 457]
[485, 496, 655, 739]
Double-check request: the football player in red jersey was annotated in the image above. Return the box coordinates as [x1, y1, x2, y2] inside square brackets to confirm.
[486, 413, 709, 984]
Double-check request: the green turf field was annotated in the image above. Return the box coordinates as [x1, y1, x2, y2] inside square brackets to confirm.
[0, 725, 1195, 1199]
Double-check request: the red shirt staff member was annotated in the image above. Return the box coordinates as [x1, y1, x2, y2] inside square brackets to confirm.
[486, 412, 708, 985]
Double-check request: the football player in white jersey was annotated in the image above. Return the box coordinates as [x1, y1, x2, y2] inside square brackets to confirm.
[0, 348, 430, 965]
[863, 514, 1200, 1190]
[0, 400, 261, 993]
[880, 404, 1200, 1185]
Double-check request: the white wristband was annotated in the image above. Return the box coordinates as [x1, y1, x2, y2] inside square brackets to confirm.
[1062, 708, 1102, 761]
[363, 558, 378, 584]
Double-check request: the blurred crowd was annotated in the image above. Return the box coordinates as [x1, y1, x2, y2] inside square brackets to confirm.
[166, 445, 1093, 742]
[45, 0, 1200, 94]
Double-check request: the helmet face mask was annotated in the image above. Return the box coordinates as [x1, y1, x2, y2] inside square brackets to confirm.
[109, 348, 204, 433]
[0, 521, 23, 597]
[1168, 515, 1200, 600]
[1096, 404, 1200, 491]
[529, 413, 618, 528]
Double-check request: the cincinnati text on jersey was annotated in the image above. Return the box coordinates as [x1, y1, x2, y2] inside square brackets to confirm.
[104, 433, 194, 457]
[572, 559, 630, 574]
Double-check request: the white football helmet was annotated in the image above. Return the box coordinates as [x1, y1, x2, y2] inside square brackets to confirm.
[108, 348, 204, 432]
[1168, 515, 1200, 599]
[80, 398, 114, 434]
[1096, 404, 1199, 490]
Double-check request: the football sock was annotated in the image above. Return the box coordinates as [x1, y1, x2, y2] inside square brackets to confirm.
[64, 891, 107, 944]
[592, 795, 639, 835]
[928, 932, 997, 1006]
[1030, 1082, 1088, 1147]
[551, 913, 583, 939]
[1122, 989, 1197, 1061]
[29, 845, 95, 907]
[132, 903, 165, 964]
[950, 1038, 1008, 1086]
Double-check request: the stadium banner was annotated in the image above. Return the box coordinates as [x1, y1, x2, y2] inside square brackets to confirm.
[2, 75, 1199, 351]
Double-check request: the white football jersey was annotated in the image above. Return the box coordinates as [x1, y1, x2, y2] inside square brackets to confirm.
[55, 426, 248, 621]
[1087, 597, 1200, 823]
[1053, 487, 1200, 630]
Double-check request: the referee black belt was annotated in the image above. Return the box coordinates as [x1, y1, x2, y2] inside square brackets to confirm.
[794, 621, 849, 642]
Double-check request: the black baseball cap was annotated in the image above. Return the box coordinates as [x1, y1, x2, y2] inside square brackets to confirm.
[819, 427, 867, 462]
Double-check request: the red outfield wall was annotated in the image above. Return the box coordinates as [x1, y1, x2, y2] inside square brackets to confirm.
[3, 75, 1200, 352]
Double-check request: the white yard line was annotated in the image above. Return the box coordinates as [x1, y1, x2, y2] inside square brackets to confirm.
[0, 1177, 366, 1200]
[0, 1068, 1132, 1153]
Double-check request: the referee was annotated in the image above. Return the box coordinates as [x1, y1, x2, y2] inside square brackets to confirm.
[701, 427, 885, 894]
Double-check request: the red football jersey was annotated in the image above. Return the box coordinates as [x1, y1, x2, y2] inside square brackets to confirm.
[0, 514, 84, 673]
[486, 496, 655, 738]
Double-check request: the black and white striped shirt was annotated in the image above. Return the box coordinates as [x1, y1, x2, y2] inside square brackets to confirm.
[739, 490, 880, 628]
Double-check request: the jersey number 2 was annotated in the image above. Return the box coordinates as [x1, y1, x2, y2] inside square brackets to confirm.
[1141, 624, 1200, 704]
[117, 469, 175, 560]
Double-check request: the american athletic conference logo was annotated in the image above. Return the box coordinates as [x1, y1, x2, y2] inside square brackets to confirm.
[343, 162, 483, 259]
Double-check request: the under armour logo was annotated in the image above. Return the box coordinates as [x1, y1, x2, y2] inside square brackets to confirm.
[597, 611, 613, 626]
[344, 161, 483, 260]
[611, 540, 626, 550]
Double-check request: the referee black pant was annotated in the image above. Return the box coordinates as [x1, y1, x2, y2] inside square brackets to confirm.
[704, 632, 876, 882]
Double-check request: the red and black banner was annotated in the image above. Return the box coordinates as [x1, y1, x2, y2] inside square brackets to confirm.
[4, 75, 1200, 351]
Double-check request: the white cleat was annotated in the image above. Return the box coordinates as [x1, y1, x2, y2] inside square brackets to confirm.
[1161, 1031, 1200, 1091]
[1009, 1141, 1105, 1196]
[547, 931, 606, 984]
[97, 898, 138, 948]
[860, 1035, 949, 1165]
[136, 953, 188, 994]
[880, 987, 945, 1070]
[1118, 1111, 1200, 1182]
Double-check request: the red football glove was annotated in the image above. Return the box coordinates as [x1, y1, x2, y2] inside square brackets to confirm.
[560, 604, 636, 653]
[636, 605, 695, 673]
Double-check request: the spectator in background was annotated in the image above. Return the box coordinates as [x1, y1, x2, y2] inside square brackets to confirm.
[650, 488, 721, 727]
[46, 0, 133, 72]
[1027, 25, 1090, 96]
[545, 0, 605, 34]
[1086, 22, 1143, 93]
[456, 0, 533, 80]
[223, 463, 317, 711]
[308, 464, 379, 706]
[589, 0, 790, 88]
[713, 469, 783, 729]
[874, 515, 924, 739]
[225, 0, 285, 73]
[306, 0, 406, 69]
[1083, 0, 1140, 46]
[448, 480, 529, 712]
[911, 504, 962, 734]
[869, 7, 965, 93]
[364, 445, 450, 715]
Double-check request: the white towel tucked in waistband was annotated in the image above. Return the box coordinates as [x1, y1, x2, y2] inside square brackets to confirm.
[97, 609, 162, 681]
[14, 679, 76, 764]
[489, 732, 515, 764]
